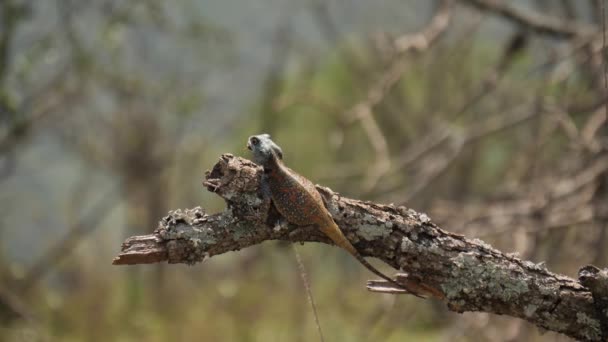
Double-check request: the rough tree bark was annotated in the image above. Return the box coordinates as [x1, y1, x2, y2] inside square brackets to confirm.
[113, 154, 608, 341]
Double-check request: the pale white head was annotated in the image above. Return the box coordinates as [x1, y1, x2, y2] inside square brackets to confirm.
[247, 134, 283, 166]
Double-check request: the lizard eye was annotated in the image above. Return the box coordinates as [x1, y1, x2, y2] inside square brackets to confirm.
[250, 137, 260, 146]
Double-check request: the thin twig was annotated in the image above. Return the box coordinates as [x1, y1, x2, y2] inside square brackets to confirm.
[343, 0, 454, 190]
[463, 0, 595, 38]
[292, 244, 325, 342]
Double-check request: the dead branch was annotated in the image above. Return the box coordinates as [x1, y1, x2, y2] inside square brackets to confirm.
[461, 0, 596, 38]
[114, 154, 607, 341]
[344, 0, 454, 190]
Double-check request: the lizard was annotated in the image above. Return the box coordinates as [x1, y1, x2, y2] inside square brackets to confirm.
[246, 133, 413, 293]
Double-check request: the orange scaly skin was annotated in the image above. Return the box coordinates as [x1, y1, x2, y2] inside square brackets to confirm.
[247, 134, 410, 291]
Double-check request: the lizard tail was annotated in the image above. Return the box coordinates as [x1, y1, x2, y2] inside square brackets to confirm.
[320, 220, 419, 295]
[350, 245, 423, 297]
[319, 220, 359, 256]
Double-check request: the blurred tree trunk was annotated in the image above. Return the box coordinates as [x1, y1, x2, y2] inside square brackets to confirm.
[114, 111, 172, 322]
[0, 0, 26, 322]
[592, 120, 608, 266]
[124, 175, 170, 310]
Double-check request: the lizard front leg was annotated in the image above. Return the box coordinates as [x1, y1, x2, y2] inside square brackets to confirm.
[258, 174, 274, 225]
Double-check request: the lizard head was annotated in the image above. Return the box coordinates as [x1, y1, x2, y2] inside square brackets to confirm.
[247, 134, 283, 165]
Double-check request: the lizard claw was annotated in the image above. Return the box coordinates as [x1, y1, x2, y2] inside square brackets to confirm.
[273, 218, 289, 232]
[203, 179, 221, 192]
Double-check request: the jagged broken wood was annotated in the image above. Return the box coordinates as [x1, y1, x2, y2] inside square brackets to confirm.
[113, 154, 608, 341]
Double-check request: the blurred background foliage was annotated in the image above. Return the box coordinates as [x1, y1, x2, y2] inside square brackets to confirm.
[1, 0, 607, 341]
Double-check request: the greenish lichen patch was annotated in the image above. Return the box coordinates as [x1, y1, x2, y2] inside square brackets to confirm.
[419, 213, 431, 223]
[538, 284, 557, 296]
[427, 243, 447, 256]
[362, 214, 374, 221]
[470, 238, 495, 251]
[158, 207, 220, 248]
[441, 252, 530, 304]
[358, 223, 390, 241]
[576, 313, 602, 341]
[251, 193, 266, 205]
[538, 312, 570, 334]
[524, 304, 537, 317]
[231, 222, 255, 240]
[400, 236, 417, 253]
[189, 226, 217, 245]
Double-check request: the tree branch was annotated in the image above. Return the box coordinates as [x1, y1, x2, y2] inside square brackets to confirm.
[461, 0, 596, 39]
[114, 154, 607, 341]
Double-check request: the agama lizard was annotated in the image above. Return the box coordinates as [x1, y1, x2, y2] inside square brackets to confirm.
[247, 133, 411, 292]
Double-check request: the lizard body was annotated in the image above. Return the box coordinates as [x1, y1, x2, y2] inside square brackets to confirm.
[247, 134, 407, 290]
